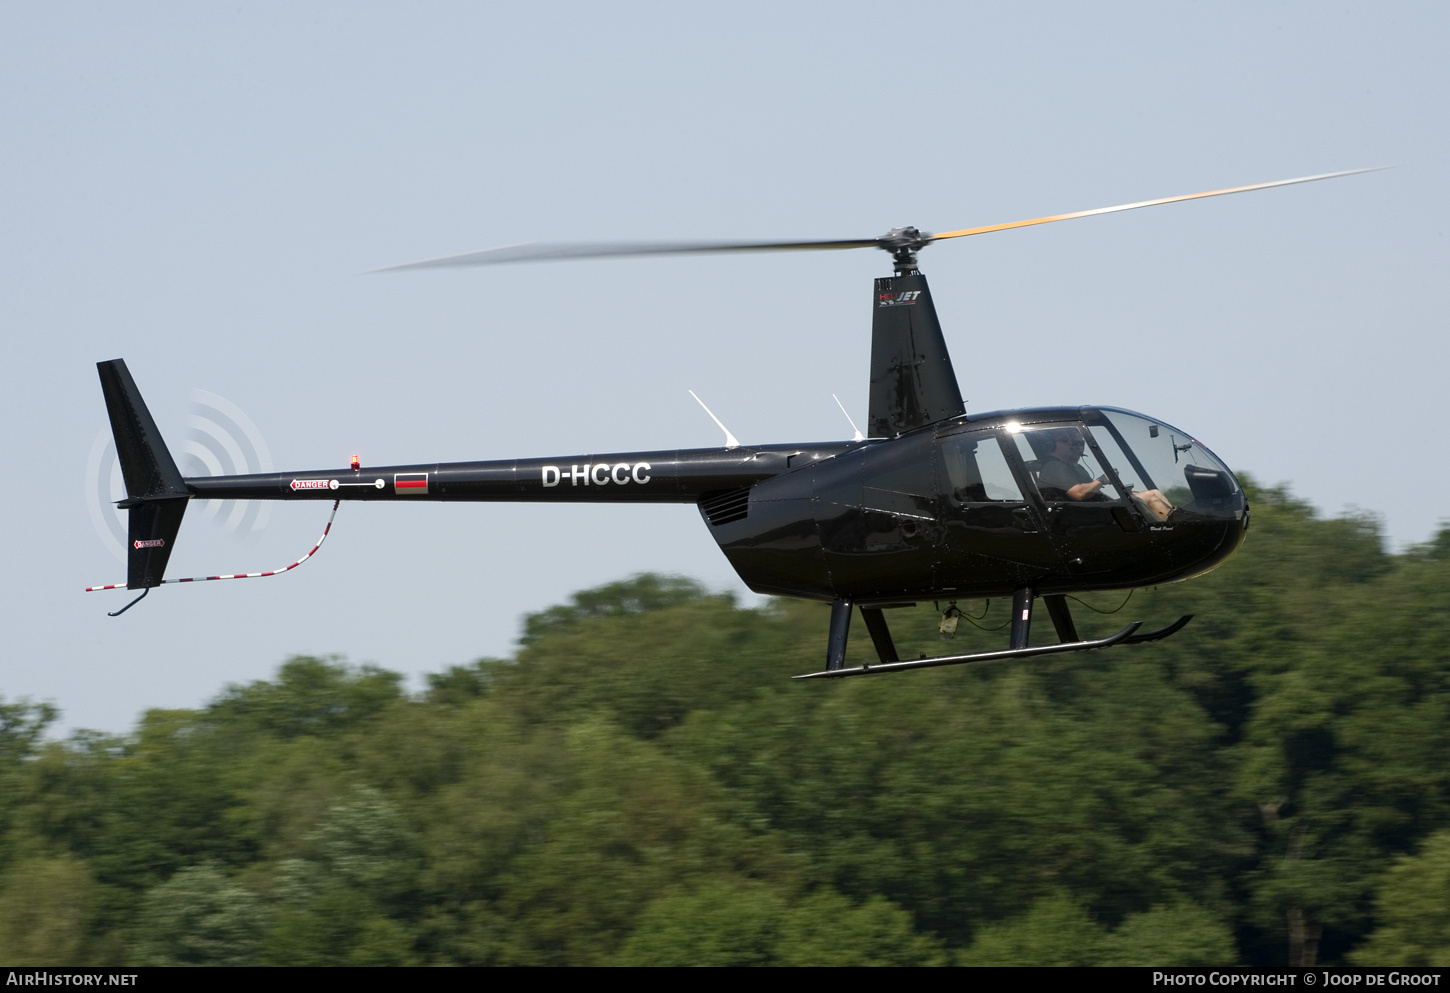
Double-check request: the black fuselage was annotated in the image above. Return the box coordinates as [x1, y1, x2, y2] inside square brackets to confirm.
[188, 404, 1247, 606]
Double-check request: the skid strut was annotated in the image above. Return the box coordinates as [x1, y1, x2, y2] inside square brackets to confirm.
[825, 599, 853, 672]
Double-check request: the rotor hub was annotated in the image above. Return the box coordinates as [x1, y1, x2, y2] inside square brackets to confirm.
[878, 226, 932, 274]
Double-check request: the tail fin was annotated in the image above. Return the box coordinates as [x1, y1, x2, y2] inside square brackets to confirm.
[97, 360, 189, 589]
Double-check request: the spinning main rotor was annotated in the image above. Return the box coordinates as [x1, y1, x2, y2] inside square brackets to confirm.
[372, 167, 1383, 276]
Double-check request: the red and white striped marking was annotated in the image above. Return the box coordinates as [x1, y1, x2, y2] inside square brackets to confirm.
[86, 500, 340, 592]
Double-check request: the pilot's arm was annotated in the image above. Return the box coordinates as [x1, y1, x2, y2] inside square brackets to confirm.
[1039, 459, 1110, 501]
[1067, 476, 1110, 500]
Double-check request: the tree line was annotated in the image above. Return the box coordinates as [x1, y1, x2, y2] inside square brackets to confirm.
[2, 479, 1450, 965]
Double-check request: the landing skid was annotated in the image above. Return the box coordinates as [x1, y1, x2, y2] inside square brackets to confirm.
[796, 589, 1192, 679]
[794, 622, 1142, 679]
[1121, 614, 1193, 644]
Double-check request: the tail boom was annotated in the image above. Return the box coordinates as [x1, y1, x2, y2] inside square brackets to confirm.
[185, 444, 855, 504]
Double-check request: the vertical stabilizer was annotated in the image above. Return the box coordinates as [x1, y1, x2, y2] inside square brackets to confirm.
[98, 360, 187, 499]
[96, 360, 189, 588]
[867, 272, 965, 437]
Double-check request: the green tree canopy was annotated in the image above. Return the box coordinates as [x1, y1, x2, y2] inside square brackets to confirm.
[6, 487, 1450, 965]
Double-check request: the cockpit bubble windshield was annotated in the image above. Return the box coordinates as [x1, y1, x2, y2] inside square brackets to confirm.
[1088, 409, 1241, 520]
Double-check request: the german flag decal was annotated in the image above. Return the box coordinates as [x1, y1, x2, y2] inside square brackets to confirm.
[394, 473, 428, 495]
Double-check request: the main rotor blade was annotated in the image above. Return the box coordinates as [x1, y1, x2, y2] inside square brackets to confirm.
[371, 166, 1385, 273]
[928, 166, 1387, 243]
[369, 237, 881, 272]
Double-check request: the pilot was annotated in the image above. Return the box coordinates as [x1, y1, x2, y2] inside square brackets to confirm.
[1039, 430, 1110, 500]
[1040, 429, 1173, 521]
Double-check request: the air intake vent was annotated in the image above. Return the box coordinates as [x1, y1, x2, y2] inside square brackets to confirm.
[699, 487, 750, 526]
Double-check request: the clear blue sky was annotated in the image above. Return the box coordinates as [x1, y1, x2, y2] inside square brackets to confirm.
[3, 2, 1444, 733]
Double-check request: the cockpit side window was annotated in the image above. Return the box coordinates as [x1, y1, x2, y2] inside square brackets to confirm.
[1085, 425, 1141, 493]
[1091, 409, 1241, 520]
[939, 432, 1023, 503]
[1007, 424, 1124, 503]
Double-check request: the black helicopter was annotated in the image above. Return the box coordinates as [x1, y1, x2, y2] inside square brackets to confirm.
[91, 168, 1378, 678]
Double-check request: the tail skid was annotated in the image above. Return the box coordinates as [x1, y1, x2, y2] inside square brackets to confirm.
[86, 500, 340, 604]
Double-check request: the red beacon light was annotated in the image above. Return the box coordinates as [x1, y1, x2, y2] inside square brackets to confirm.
[350, 454, 360, 472]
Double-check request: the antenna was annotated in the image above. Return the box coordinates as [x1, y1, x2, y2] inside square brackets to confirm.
[688, 390, 740, 449]
[833, 394, 865, 442]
